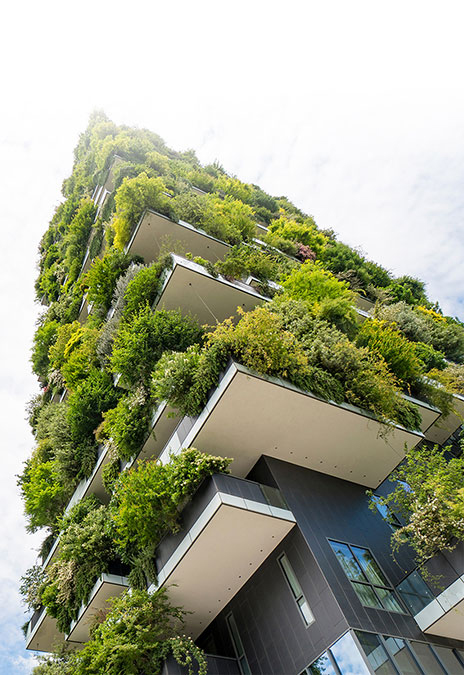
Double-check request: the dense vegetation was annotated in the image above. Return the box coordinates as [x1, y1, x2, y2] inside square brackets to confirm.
[21, 112, 464, 673]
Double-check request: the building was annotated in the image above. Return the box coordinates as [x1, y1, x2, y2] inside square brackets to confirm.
[23, 117, 464, 674]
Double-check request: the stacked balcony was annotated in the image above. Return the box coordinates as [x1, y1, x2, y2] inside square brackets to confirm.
[149, 474, 295, 639]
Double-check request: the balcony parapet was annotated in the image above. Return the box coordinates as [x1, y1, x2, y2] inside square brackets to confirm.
[150, 473, 295, 639]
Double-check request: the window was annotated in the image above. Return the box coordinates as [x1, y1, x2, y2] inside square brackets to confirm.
[329, 541, 404, 613]
[371, 495, 402, 531]
[278, 553, 314, 626]
[226, 613, 251, 675]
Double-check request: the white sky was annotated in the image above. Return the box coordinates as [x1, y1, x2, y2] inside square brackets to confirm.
[1, 1, 464, 671]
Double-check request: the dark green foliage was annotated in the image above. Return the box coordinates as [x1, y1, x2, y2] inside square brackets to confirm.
[110, 306, 204, 387]
[67, 368, 120, 444]
[320, 240, 391, 293]
[32, 319, 59, 378]
[83, 249, 137, 312]
[98, 389, 152, 461]
[387, 275, 428, 306]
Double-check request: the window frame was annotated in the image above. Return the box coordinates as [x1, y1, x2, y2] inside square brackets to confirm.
[328, 539, 406, 614]
[278, 552, 314, 627]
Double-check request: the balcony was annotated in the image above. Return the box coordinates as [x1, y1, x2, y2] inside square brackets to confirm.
[150, 474, 295, 639]
[65, 443, 113, 513]
[66, 570, 129, 644]
[159, 361, 423, 488]
[402, 393, 442, 434]
[25, 606, 64, 653]
[126, 210, 230, 264]
[424, 392, 464, 446]
[396, 541, 464, 641]
[155, 254, 269, 327]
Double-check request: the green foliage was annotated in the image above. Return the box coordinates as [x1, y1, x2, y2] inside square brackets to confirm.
[98, 388, 152, 461]
[113, 173, 172, 250]
[281, 261, 358, 336]
[32, 319, 59, 378]
[371, 444, 464, 564]
[42, 500, 117, 633]
[172, 192, 256, 244]
[18, 457, 71, 531]
[67, 368, 120, 445]
[109, 449, 231, 569]
[110, 306, 204, 387]
[83, 249, 136, 312]
[387, 275, 428, 306]
[48, 321, 101, 390]
[268, 214, 327, 256]
[429, 363, 464, 396]
[121, 261, 165, 319]
[320, 240, 391, 292]
[214, 242, 296, 284]
[34, 589, 207, 675]
[20, 565, 47, 611]
[356, 319, 423, 387]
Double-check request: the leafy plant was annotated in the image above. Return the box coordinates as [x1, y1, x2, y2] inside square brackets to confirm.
[370, 443, 464, 565]
[110, 306, 204, 387]
[97, 388, 152, 461]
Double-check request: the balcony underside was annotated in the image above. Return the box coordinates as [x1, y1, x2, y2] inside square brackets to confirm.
[161, 363, 423, 488]
[67, 574, 128, 644]
[126, 210, 229, 264]
[403, 393, 442, 433]
[156, 255, 267, 327]
[424, 393, 464, 445]
[26, 609, 64, 653]
[153, 491, 295, 639]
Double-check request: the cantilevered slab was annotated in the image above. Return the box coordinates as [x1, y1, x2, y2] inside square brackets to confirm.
[161, 363, 423, 488]
[26, 607, 64, 653]
[415, 576, 464, 641]
[155, 255, 269, 327]
[126, 210, 230, 264]
[424, 393, 464, 445]
[135, 402, 179, 463]
[66, 573, 129, 644]
[151, 487, 295, 639]
[402, 393, 442, 434]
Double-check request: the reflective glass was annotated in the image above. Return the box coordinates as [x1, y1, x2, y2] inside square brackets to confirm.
[433, 647, 464, 674]
[352, 546, 388, 586]
[279, 554, 303, 598]
[330, 541, 365, 582]
[297, 596, 314, 625]
[355, 632, 396, 674]
[309, 653, 336, 674]
[352, 582, 383, 609]
[330, 632, 370, 674]
[410, 642, 444, 674]
[383, 636, 421, 674]
[396, 571, 434, 615]
[375, 587, 405, 613]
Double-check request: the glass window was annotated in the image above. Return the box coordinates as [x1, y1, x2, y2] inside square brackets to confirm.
[308, 653, 337, 674]
[278, 553, 314, 626]
[383, 636, 421, 674]
[410, 641, 445, 674]
[433, 646, 464, 674]
[329, 541, 405, 614]
[355, 632, 396, 674]
[371, 495, 402, 531]
[226, 613, 251, 675]
[330, 632, 370, 674]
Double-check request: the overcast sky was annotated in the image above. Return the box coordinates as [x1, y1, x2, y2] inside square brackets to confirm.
[1, 1, 464, 671]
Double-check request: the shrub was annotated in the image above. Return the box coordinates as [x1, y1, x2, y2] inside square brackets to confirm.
[121, 261, 165, 319]
[41, 501, 116, 633]
[33, 589, 207, 675]
[370, 444, 464, 565]
[98, 388, 152, 461]
[32, 319, 59, 379]
[110, 306, 204, 387]
[429, 363, 464, 396]
[112, 173, 172, 249]
[67, 369, 120, 445]
[18, 458, 71, 531]
[83, 249, 136, 312]
[110, 448, 231, 559]
[49, 322, 101, 391]
[268, 215, 327, 256]
[356, 319, 423, 387]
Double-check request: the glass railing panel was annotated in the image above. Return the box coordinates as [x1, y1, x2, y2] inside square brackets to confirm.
[396, 571, 435, 615]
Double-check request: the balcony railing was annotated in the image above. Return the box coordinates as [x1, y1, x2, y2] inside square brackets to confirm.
[396, 540, 464, 640]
